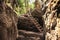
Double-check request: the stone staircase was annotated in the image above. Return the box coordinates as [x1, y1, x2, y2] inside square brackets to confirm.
[17, 13, 45, 40]
[27, 13, 43, 32]
[17, 30, 44, 40]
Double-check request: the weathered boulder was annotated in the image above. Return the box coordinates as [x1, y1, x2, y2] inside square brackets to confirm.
[0, 1, 18, 40]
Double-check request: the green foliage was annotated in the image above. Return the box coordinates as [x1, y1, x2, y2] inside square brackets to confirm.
[5, 0, 35, 15]
[18, 0, 24, 7]
[15, 0, 35, 15]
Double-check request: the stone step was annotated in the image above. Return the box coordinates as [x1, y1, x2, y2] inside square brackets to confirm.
[17, 30, 44, 40]
[18, 30, 43, 37]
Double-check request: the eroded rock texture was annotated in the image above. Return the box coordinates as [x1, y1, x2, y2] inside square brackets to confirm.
[0, 0, 18, 40]
[44, 0, 60, 40]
